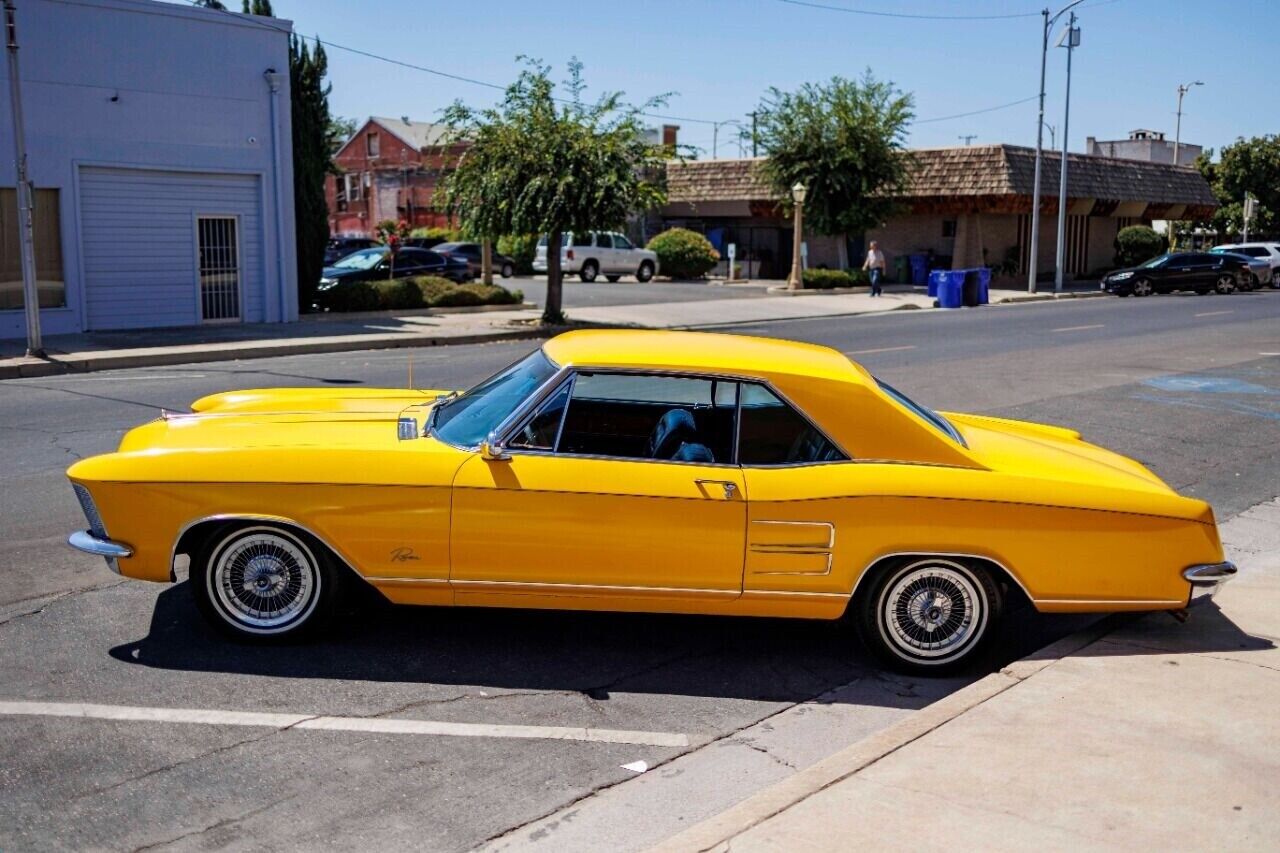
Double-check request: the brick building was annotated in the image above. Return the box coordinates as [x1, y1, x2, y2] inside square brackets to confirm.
[326, 116, 465, 237]
[661, 145, 1217, 282]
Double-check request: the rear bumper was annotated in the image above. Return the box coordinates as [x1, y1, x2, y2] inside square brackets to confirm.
[68, 530, 132, 575]
[1183, 561, 1237, 606]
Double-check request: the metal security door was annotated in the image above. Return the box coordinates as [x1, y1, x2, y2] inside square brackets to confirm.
[197, 216, 241, 322]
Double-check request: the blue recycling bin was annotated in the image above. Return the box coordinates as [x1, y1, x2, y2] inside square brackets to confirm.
[976, 267, 991, 305]
[927, 269, 947, 298]
[937, 271, 965, 309]
[909, 253, 929, 286]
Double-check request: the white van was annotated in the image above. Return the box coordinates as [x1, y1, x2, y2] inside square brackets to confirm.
[533, 231, 659, 282]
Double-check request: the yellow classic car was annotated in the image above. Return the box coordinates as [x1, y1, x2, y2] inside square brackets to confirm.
[66, 330, 1235, 673]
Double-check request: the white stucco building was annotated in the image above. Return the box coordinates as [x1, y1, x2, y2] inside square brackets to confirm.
[0, 0, 297, 339]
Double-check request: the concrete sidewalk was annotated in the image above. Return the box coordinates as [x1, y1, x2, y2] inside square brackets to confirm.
[656, 498, 1280, 852]
[0, 285, 1107, 379]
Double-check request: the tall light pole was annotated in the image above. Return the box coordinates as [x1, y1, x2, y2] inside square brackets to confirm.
[712, 119, 747, 160]
[4, 0, 42, 357]
[1052, 13, 1080, 293]
[786, 182, 806, 291]
[1028, 0, 1085, 294]
[1173, 80, 1203, 167]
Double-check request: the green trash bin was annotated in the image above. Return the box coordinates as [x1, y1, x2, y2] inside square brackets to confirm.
[894, 256, 910, 284]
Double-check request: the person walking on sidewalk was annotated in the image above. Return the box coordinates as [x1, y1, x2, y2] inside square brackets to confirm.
[863, 241, 886, 296]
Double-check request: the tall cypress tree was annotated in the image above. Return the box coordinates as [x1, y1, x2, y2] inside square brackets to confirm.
[289, 36, 333, 311]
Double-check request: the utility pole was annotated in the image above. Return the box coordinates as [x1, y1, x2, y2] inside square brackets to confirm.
[749, 111, 758, 157]
[4, 0, 42, 357]
[958, 134, 977, 145]
[1028, 0, 1085, 294]
[1173, 80, 1203, 167]
[1052, 12, 1080, 294]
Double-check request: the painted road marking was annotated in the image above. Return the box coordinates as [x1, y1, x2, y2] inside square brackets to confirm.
[1050, 324, 1105, 333]
[844, 345, 917, 356]
[1194, 310, 1234, 318]
[0, 700, 690, 747]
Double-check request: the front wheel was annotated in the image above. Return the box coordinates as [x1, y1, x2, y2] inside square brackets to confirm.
[1132, 278, 1154, 297]
[579, 261, 599, 283]
[192, 524, 339, 642]
[852, 557, 1002, 675]
[1215, 275, 1236, 295]
[636, 261, 655, 283]
[500, 263, 514, 278]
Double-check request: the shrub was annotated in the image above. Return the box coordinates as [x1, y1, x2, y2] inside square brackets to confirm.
[497, 233, 538, 274]
[645, 228, 720, 279]
[402, 276, 523, 308]
[318, 281, 379, 312]
[409, 275, 457, 304]
[372, 278, 425, 310]
[1114, 225, 1166, 267]
[802, 269, 852, 289]
[432, 287, 484, 307]
[458, 283, 521, 305]
[409, 226, 461, 243]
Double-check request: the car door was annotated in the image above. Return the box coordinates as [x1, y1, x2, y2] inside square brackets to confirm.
[449, 371, 746, 605]
[594, 232, 617, 272]
[612, 232, 637, 273]
[1184, 253, 1223, 290]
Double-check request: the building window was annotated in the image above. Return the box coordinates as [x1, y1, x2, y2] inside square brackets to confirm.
[344, 172, 362, 202]
[197, 216, 241, 322]
[366, 132, 380, 158]
[941, 219, 957, 238]
[0, 188, 65, 311]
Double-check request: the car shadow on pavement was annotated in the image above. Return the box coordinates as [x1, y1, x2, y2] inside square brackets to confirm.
[104, 582, 1089, 705]
[1066, 602, 1274, 659]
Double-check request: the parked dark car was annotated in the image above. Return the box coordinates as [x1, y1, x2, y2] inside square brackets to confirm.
[1101, 252, 1251, 297]
[433, 241, 516, 278]
[323, 237, 378, 266]
[403, 236, 448, 251]
[318, 247, 471, 290]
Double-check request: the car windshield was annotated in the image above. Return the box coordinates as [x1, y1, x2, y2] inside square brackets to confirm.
[432, 350, 559, 448]
[875, 378, 966, 446]
[331, 248, 386, 270]
[1138, 255, 1169, 269]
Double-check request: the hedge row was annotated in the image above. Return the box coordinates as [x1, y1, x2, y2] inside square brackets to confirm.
[802, 268, 870, 289]
[320, 276, 523, 312]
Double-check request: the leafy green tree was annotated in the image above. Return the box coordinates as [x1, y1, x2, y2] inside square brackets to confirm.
[1197, 135, 1280, 238]
[441, 59, 667, 322]
[756, 71, 914, 238]
[193, 0, 228, 10]
[242, 0, 273, 14]
[327, 116, 358, 157]
[289, 36, 335, 312]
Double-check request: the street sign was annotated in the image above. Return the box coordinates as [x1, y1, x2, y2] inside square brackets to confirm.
[727, 243, 736, 280]
[800, 242, 808, 271]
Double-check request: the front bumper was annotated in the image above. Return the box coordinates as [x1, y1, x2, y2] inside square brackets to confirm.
[1183, 561, 1237, 606]
[68, 530, 132, 575]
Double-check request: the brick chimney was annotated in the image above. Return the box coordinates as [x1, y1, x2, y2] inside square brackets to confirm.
[662, 124, 679, 148]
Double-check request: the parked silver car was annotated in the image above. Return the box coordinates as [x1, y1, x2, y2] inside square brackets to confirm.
[533, 231, 659, 282]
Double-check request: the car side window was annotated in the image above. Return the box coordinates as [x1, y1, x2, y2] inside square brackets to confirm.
[554, 372, 737, 464]
[613, 234, 633, 250]
[595, 233, 614, 249]
[509, 380, 573, 451]
[737, 383, 846, 466]
[573, 233, 593, 247]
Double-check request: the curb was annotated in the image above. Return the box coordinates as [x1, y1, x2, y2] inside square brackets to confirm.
[994, 290, 1109, 304]
[0, 326, 559, 380]
[300, 302, 538, 322]
[650, 615, 1124, 853]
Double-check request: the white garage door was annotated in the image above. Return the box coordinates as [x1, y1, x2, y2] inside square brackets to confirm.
[79, 167, 264, 330]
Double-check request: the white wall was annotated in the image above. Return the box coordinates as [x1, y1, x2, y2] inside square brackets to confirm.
[0, 0, 297, 338]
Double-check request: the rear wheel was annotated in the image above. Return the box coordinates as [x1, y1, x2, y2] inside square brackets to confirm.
[191, 524, 339, 642]
[852, 557, 1002, 675]
[1215, 275, 1236, 295]
[1132, 278, 1154, 297]
[500, 263, 514, 279]
[579, 260, 599, 283]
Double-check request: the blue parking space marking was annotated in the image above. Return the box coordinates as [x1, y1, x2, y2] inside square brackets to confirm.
[1142, 376, 1276, 395]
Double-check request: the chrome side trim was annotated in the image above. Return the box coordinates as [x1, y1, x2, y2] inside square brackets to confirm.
[748, 520, 836, 576]
[850, 551, 1035, 606]
[1183, 560, 1237, 606]
[450, 579, 741, 599]
[364, 576, 450, 586]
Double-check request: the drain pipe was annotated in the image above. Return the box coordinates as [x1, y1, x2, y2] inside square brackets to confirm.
[264, 68, 288, 323]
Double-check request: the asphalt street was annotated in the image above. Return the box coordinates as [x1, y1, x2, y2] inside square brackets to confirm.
[1, 291, 1278, 851]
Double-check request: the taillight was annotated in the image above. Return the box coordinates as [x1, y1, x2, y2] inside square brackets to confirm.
[567, 249, 575, 261]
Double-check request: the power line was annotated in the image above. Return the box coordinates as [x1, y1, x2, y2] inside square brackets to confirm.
[771, 0, 1039, 21]
[915, 94, 1039, 124]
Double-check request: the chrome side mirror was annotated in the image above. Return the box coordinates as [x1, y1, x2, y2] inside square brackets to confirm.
[479, 431, 510, 461]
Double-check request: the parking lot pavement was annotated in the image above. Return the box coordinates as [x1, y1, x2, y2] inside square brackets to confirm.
[1, 295, 1278, 850]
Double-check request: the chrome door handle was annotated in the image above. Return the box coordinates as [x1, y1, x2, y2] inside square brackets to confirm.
[694, 479, 738, 499]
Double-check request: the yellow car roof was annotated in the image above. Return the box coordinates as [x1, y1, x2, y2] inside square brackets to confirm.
[542, 329, 867, 384]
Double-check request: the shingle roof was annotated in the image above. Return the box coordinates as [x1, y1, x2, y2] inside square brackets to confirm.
[369, 116, 451, 149]
[665, 145, 1217, 207]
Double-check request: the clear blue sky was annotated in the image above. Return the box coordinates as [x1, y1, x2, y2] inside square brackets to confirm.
[186, 0, 1275, 158]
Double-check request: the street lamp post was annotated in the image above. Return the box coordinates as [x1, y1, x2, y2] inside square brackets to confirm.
[786, 182, 806, 291]
[4, 0, 43, 357]
[1028, 0, 1085, 294]
[1173, 80, 1203, 168]
[1052, 13, 1080, 294]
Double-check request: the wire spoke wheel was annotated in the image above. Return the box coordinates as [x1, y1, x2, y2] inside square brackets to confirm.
[873, 559, 992, 667]
[207, 527, 321, 635]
